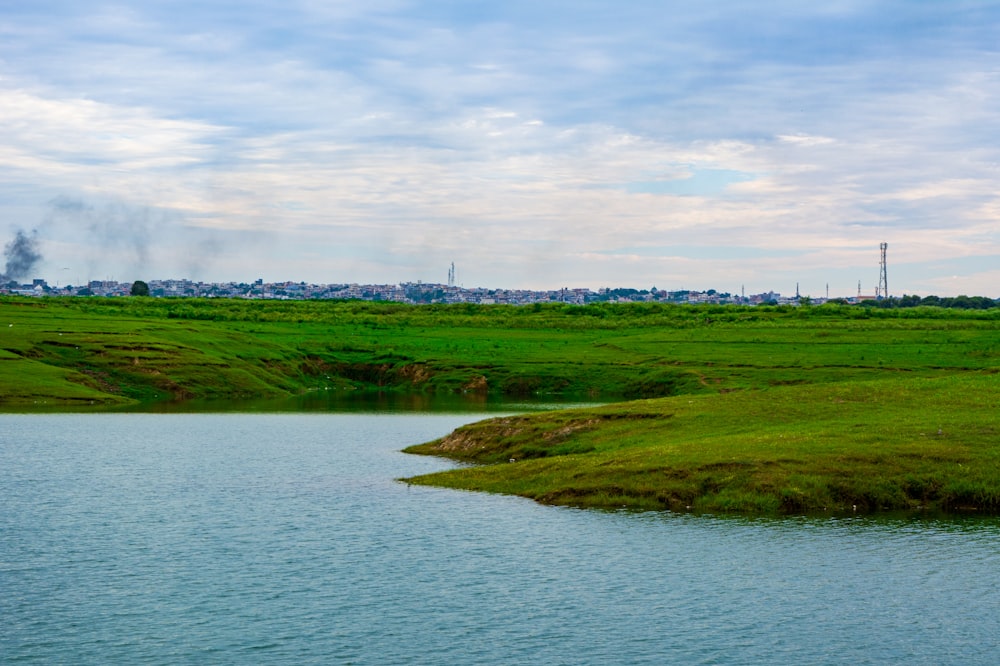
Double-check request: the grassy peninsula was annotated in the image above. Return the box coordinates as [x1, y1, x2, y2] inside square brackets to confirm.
[405, 373, 1000, 514]
[3, 296, 998, 514]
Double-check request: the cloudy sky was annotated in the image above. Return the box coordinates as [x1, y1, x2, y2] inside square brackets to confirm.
[1, 1, 998, 296]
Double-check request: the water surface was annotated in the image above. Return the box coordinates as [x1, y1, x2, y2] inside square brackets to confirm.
[3, 413, 999, 664]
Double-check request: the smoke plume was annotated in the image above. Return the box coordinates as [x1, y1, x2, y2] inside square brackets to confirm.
[46, 195, 228, 282]
[2, 229, 42, 283]
[48, 196, 152, 275]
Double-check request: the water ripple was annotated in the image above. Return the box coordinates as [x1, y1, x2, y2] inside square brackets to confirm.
[2, 414, 1000, 664]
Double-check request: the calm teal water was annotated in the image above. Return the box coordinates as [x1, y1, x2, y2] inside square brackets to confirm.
[3, 413, 1000, 665]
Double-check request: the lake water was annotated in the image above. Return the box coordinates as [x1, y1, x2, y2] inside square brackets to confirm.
[3, 411, 1000, 664]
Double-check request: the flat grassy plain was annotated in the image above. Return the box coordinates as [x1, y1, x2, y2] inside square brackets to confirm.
[2, 296, 997, 514]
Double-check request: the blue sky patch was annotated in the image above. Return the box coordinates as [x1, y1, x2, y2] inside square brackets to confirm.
[624, 169, 757, 196]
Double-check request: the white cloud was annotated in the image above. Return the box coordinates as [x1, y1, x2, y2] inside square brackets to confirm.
[0, 88, 222, 174]
[777, 134, 836, 147]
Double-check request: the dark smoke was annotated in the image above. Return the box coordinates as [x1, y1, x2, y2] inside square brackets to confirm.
[2, 229, 42, 283]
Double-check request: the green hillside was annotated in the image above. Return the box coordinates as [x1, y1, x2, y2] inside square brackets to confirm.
[1, 296, 997, 407]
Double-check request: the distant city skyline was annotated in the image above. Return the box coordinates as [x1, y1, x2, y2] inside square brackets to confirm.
[0, 275, 836, 305]
[8, 273, 995, 305]
[2, 2, 998, 296]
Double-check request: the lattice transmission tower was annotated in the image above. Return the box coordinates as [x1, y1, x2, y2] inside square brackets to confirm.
[877, 242, 888, 299]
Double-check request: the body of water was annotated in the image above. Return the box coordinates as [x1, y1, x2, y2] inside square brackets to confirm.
[3, 412, 999, 664]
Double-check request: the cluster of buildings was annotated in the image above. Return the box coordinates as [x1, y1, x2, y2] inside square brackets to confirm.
[3, 277, 812, 306]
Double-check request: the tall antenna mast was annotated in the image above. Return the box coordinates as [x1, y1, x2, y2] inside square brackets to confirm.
[877, 242, 888, 299]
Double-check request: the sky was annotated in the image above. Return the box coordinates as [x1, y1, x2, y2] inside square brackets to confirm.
[1, 1, 999, 297]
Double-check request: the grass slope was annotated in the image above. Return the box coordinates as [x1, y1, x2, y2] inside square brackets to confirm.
[0, 347, 119, 405]
[2, 297, 998, 407]
[405, 373, 1000, 515]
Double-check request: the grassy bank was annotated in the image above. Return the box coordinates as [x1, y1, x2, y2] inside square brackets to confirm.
[2, 296, 998, 406]
[404, 372, 1000, 515]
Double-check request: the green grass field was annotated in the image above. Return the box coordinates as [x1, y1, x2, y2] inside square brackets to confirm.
[2, 296, 997, 406]
[2, 296, 998, 514]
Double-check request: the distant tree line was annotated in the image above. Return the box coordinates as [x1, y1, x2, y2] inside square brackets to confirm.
[857, 294, 999, 310]
[590, 288, 730, 302]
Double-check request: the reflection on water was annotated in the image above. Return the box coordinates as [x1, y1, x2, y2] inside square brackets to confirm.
[122, 390, 607, 414]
